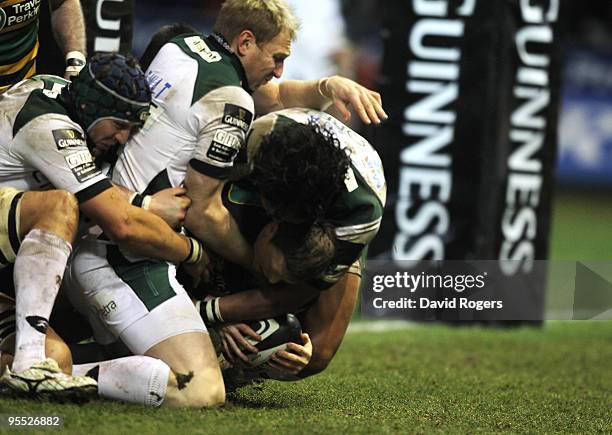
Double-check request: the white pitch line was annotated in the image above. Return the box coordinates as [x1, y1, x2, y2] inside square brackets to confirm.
[347, 320, 417, 333]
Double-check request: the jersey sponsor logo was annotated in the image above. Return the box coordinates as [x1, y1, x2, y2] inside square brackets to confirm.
[64, 150, 101, 183]
[207, 142, 240, 163]
[97, 300, 117, 319]
[207, 130, 241, 163]
[184, 35, 221, 63]
[52, 129, 86, 150]
[222, 104, 253, 133]
[0, 0, 41, 33]
[212, 130, 241, 148]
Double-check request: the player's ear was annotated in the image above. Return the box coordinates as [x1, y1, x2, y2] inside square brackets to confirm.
[236, 30, 256, 56]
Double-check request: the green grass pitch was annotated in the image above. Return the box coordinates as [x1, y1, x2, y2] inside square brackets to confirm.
[1, 322, 611, 434]
[1, 191, 611, 433]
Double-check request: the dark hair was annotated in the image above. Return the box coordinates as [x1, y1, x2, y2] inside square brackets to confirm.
[250, 122, 350, 222]
[140, 23, 199, 71]
[272, 222, 335, 283]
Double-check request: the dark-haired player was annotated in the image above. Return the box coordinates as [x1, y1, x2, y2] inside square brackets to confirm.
[0, 53, 208, 398]
[200, 108, 386, 378]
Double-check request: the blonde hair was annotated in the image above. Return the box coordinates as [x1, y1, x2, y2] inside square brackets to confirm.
[213, 0, 299, 45]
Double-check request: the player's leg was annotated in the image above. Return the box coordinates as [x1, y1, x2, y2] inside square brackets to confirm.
[5, 189, 78, 372]
[0, 291, 95, 398]
[69, 311, 224, 408]
[66, 249, 224, 408]
[116, 291, 224, 408]
[297, 271, 361, 377]
[145, 331, 224, 408]
[0, 188, 98, 397]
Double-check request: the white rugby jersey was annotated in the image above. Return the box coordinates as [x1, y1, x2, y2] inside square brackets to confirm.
[0, 75, 111, 202]
[112, 33, 254, 194]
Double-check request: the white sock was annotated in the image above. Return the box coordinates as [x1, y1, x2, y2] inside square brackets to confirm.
[71, 361, 99, 377]
[12, 230, 71, 372]
[73, 356, 170, 407]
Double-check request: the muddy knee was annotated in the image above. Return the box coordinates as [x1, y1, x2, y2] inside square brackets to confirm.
[167, 367, 225, 408]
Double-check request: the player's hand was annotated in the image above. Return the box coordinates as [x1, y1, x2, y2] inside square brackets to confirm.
[149, 187, 191, 230]
[218, 323, 261, 364]
[268, 332, 312, 375]
[323, 76, 387, 125]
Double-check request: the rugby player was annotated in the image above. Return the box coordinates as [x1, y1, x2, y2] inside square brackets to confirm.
[200, 108, 386, 378]
[0, 53, 208, 398]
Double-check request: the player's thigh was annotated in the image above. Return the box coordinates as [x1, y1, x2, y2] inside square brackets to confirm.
[64, 240, 205, 352]
[18, 190, 78, 241]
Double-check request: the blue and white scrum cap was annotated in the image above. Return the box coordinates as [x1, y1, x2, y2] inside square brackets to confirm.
[70, 53, 151, 132]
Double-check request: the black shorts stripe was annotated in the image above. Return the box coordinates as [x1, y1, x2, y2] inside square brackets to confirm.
[8, 191, 25, 257]
[75, 179, 113, 203]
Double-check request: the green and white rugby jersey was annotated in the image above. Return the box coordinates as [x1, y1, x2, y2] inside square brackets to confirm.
[0, 0, 41, 92]
[228, 108, 387, 289]
[0, 75, 111, 201]
[112, 33, 254, 195]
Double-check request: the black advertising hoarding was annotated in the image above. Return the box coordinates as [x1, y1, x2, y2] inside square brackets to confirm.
[370, 0, 565, 321]
[81, 0, 134, 54]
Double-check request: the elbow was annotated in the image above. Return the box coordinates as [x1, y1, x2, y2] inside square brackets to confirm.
[299, 348, 336, 378]
[186, 202, 227, 232]
[102, 219, 134, 245]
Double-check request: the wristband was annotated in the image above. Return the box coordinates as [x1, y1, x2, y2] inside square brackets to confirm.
[65, 51, 86, 76]
[317, 77, 329, 98]
[198, 297, 224, 325]
[129, 193, 152, 211]
[183, 237, 203, 265]
[317, 77, 333, 111]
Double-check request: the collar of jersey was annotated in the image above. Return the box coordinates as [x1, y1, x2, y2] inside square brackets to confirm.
[208, 33, 252, 95]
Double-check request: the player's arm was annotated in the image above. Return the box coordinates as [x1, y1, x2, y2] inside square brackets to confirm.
[183, 86, 255, 270]
[183, 166, 253, 270]
[112, 184, 191, 231]
[207, 284, 320, 324]
[79, 186, 194, 264]
[253, 76, 387, 124]
[18, 120, 195, 265]
[49, 0, 87, 78]
[209, 258, 362, 377]
[297, 272, 360, 378]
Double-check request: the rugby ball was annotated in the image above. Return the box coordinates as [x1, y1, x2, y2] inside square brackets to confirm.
[243, 314, 302, 367]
